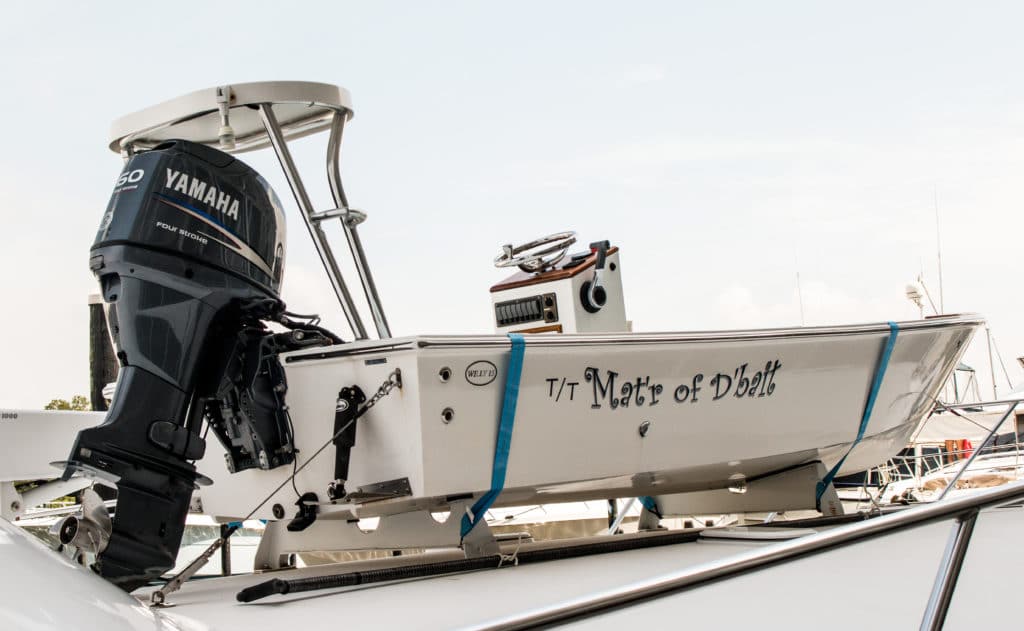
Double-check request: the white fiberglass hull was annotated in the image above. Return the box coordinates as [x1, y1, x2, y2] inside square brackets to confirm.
[196, 314, 981, 521]
[6, 502, 1024, 630]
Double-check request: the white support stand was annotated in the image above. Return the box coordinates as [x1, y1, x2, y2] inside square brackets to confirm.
[461, 516, 500, 558]
[252, 501, 484, 571]
[0, 483, 20, 522]
[649, 462, 845, 518]
[0, 409, 95, 519]
[2, 478, 94, 520]
[637, 504, 662, 532]
[818, 475, 844, 518]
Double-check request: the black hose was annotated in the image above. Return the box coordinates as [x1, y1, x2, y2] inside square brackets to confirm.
[276, 314, 345, 345]
[237, 529, 699, 603]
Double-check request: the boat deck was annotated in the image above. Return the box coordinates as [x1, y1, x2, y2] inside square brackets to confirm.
[141, 505, 1024, 630]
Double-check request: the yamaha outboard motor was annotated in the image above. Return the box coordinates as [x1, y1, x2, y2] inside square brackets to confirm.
[63, 140, 334, 590]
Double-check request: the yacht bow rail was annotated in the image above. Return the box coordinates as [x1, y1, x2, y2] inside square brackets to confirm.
[935, 401, 1019, 501]
[840, 400, 1021, 510]
[470, 478, 1024, 631]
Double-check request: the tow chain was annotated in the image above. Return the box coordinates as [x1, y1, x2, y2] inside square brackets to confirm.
[151, 368, 402, 606]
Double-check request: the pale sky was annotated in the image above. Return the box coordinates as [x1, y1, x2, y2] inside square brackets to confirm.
[1, 1, 1022, 408]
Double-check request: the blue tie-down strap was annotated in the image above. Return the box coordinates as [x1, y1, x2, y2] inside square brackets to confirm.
[461, 333, 526, 538]
[639, 496, 662, 519]
[816, 321, 899, 508]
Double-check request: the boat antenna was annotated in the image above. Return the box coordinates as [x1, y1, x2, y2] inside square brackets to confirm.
[934, 186, 945, 313]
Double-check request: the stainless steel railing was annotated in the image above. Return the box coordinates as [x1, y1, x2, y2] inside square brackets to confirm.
[840, 400, 1021, 509]
[468, 479, 1024, 630]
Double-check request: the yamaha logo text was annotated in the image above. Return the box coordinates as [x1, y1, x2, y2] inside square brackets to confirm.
[165, 169, 240, 221]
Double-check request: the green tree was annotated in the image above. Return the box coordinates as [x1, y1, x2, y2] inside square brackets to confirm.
[44, 395, 91, 411]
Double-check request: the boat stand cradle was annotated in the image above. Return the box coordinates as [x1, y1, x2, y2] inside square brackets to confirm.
[251, 500, 498, 571]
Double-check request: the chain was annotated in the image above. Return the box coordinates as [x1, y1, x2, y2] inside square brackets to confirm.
[150, 368, 402, 606]
[363, 369, 403, 413]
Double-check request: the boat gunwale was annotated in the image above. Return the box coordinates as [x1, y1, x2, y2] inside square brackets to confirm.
[282, 313, 984, 361]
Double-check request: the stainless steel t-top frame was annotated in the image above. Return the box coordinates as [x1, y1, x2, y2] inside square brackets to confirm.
[108, 81, 392, 340]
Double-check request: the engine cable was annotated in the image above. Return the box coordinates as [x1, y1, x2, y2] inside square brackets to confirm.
[150, 368, 402, 606]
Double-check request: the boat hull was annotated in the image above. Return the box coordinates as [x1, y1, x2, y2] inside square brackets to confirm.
[195, 315, 981, 520]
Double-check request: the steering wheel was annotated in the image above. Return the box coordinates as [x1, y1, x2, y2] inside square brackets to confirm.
[494, 231, 577, 273]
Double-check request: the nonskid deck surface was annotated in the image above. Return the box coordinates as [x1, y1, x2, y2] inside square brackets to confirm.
[142, 505, 1024, 630]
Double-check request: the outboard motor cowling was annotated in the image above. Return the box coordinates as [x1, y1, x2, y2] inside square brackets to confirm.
[63, 139, 295, 589]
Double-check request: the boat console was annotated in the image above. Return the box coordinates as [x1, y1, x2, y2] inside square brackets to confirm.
[490, 232, 629, 334]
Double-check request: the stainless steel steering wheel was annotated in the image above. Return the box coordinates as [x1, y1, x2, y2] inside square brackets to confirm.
[494, 231, 577, 273]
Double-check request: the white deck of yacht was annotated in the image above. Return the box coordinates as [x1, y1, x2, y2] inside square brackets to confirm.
[136, 505, 1024, 630]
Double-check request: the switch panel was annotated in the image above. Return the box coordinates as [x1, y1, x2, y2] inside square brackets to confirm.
[494, 293, 558, 328]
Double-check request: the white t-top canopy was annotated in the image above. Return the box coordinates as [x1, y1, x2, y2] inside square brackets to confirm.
[108, 81, 353, 154]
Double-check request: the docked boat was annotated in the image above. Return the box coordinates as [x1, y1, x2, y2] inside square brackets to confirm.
[0, 81, 990, 625]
